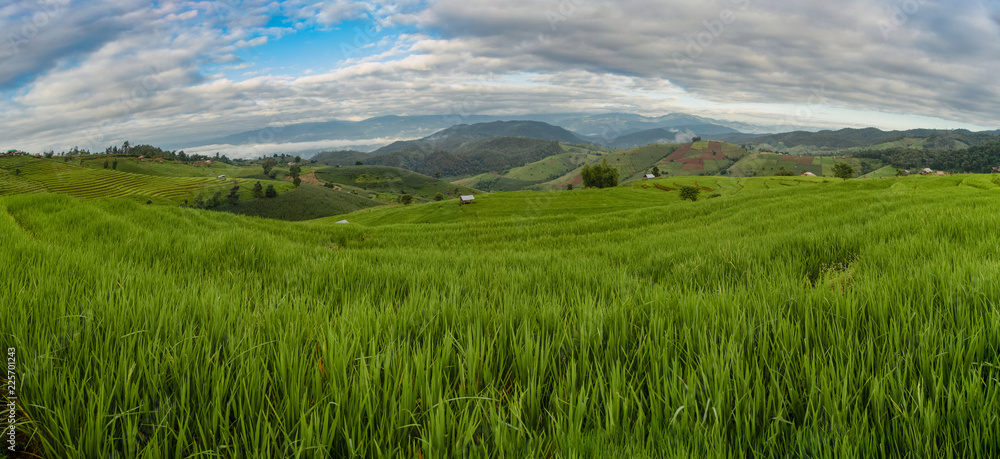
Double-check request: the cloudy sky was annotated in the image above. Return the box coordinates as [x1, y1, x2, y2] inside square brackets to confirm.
[2, 0, 999, 155]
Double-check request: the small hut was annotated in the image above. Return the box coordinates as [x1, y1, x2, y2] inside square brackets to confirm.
[459, 195, 475, 204]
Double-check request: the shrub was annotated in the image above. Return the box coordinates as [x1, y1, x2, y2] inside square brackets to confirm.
[400, 194, 414, 205]
[680, 185, 701, 201]
[252, 181, 264, 199]
[293, 177, 302, 188]
[434, 192, 444, 201]
[265, 184, 277, 198]
[567, 183, 574, 191]
[775, 167, 793, 176]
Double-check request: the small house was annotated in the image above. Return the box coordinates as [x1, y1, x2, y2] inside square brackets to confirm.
[335, 220, 349, 224]
[644, 174, 656, 180]
[459, 195, 475, 204]
[288, 162, 296, 166]
[137, 156, 145, 161]
[902, 170, 910, 176]
[217, 175, 226, 180]
[922, 168, 933, 175]
[935, 171, 947, 176]
[992, 166, 1000, 173]
[800, 172, 817, 177]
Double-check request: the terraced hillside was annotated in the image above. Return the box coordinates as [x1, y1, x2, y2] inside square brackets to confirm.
[0, 156, 302, 209]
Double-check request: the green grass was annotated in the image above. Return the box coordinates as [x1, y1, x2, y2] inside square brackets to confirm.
[3, 174, 1000, 457]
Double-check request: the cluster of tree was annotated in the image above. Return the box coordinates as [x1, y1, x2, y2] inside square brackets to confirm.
[580, 159, 619, 188]
[855, 140, 1000, 173]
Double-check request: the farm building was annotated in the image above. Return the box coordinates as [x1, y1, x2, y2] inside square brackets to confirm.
[922, 168, 933, 175]
[644, 174, 656, 180]
[935, 171, 947, 176]
[902, 170, 910, 176]
[800, 172, 817, 177]
[217, 175, 226, 180]
[335, 220, 349, 224]
[992, 166, 1000, 173]
[459, 195, 475, 204]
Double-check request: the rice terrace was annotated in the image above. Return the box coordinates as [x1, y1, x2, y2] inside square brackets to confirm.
[4, 1, 1000, 458]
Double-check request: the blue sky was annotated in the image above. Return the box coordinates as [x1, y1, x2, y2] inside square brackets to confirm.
[1, 0, 999, 155]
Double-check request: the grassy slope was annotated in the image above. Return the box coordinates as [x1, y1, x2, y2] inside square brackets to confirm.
[314, 165, 479, 202]
[218, 183, 384, 221]
[4, 174, 1000, 457]
[730, 153, 864, 177]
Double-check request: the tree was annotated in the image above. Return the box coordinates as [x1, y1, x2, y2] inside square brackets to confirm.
[400, 194, 413, 205]
[103, 159, 109, 169]
[434, 192, 444, 201]
[355, 161, 363, 166]
[692, 136, 702, 142]
[566, 183, 573, 191]
[192, 193, 205, 209]
[227, 182, 240, 206]
[775, 167, 793, 176]
[112, 159, 118, 170]
[289, 164, 301, 179]
[833, 163, 855, 181]
[651, 166, 660, 177]
[208, 191, 223, 207]
[265, 184, 278, 198]
[580, 159, 619, 188]
[434, 171, 442, 180]
[294, 155, 301, 163]
[293, 176, 302, 187]
[680, 185, 701, 201]
[252, 181, 263, 199]
[262, 158, 275, 175]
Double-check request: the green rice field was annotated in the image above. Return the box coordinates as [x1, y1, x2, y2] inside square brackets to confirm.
[1, 166, 999, 457]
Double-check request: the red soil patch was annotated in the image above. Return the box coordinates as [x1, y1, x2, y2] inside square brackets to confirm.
[559, 174, 584, 187]
[680, 159, 704, 170]
[295, 171, 323, 186]
[661, 142, 728, 171]
[654, 183, 674, 191]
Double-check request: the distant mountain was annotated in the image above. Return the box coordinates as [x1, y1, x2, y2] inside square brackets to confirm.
[314, 136, 567, 177]
[179, 113, 780, 155]
[746, 128, 1000, 150]
[374, 120, 585, 155]
[585, 124, 740, 148]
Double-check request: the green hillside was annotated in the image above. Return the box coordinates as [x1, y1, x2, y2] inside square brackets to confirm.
[219, 183, 384, 221]
[4, 172, 1000, 457]
[314, 165, 480, 202]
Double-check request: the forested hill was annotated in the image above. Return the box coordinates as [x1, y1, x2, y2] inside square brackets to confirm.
[855, 139, 1000, 173]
